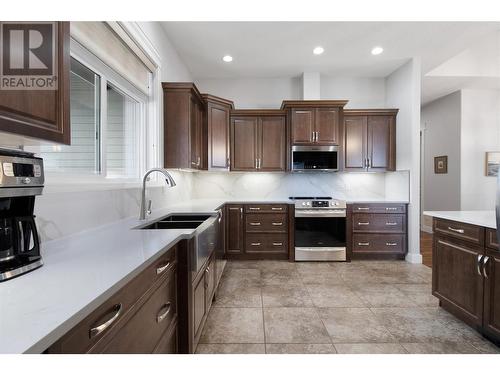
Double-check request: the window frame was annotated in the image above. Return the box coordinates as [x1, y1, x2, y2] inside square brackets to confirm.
[38, 38, 150, 187]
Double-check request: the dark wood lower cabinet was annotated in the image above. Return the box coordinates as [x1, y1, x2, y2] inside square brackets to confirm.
[432, 218, 500, 345]
[226, 203, 291, 260]
[483, 250, 500, 342]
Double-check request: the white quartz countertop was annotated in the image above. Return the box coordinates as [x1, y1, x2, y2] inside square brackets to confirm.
[0, 197, 409, 354]
[423, 210, 497, 229]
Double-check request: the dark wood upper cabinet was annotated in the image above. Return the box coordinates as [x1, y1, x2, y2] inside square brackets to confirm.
[231, 110, 286, 172]
[343, 109, 397, 172]
[282, 101, 347, 146]
[202, 94, 234, 171]
[163, 82, 206, 170]
[483, 250, 500, 340]
[0, 22, 70, 144]
[344, 116, 367, 170]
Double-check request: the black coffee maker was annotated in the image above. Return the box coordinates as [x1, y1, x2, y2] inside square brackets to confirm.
[0, 148, 44, 281]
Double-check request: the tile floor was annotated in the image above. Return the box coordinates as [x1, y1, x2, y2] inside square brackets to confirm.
[196, 260, 500, 354]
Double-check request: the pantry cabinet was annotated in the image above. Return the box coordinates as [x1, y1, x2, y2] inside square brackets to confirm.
[230, 110, 286, 172]
[343, 109, 397, 172]
[0, 22, 71, 144]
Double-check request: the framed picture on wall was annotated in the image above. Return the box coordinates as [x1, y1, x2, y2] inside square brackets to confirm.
[485, 151, 500, 177]
[434, 155, 448, 174]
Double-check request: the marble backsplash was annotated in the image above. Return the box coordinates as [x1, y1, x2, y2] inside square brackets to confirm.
[191, 170, 410, 202]
[34, 170, 409, 242]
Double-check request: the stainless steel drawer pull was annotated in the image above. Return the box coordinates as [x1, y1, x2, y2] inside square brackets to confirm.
[249, 222, 261, 226]
[271, 207, 283, 211]
[251, 242, 261, 246]
[357, 222, 370, 225]
[386, 242, 398, 246]
[272, 242, 283, 246]
[272, 222, 283, 226]
[447, 226, 465, 234]
[385, 207, 398, 211]
[483, 256, 490, 278]
[358, 242, 370, 246]
[156, 303, 172, 323]
[386, 222, 398, 226]
[156, 262, 170, 275]
[89, 303, 122, 338]
[249, 207, 260, 210]
[357, 207, 370, 211]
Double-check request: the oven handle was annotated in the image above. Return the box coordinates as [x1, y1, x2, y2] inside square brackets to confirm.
[295, 211, 346, 218]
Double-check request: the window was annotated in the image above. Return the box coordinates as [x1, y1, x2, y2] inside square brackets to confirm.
[27, 55, 147, 180]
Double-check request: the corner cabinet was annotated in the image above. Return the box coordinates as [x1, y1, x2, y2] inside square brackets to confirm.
[163, 82, 206, 170]
[202, 94, 234, 171]
[281, 100, 348, 146]
[0, 22, 71, 144]
[432, 219, 500, 344]
[343, 109, 398, 172]
[230, 110, 286, 172]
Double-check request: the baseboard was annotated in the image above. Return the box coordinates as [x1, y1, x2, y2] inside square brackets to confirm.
[405, 252, 423, 264]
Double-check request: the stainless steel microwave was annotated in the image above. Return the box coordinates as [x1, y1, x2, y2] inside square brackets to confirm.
[291, 145, 339, 172]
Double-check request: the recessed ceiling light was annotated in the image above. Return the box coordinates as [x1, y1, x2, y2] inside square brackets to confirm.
[371, 46, 384, 55]
[222, 55, 233, 62]
[313, 46, 324, 55]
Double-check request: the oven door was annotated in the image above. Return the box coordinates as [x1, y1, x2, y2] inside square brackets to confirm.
[291, 145, 339, 172]
[294, 214, 346, 261]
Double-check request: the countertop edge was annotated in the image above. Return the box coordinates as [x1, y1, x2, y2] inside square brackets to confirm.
[423, 210, 496, 230]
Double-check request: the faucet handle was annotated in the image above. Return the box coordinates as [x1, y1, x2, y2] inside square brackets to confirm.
[147, 199, 152, 216]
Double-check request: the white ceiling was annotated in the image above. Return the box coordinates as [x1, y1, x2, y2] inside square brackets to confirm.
[161, 22, 500, 103]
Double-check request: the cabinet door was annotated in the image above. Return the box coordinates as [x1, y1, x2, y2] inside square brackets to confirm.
[190, 97, 201, 169]
[205, 255, 216, 310]
[231, 117, 258, 171]
[226, 204, 244, 254]
[367, 115, 395, 171]
[207, 102, 230, 170]
[0, 22, 70, 144]
[291, 109, 314, 144]
[259, 116, 286, 171]
[344, 116, 367, 170]
[483, 251, 500, 341]
[192, 273, 206, 341]
[315, 108, 339, 145]
[432, 236, 484, 328]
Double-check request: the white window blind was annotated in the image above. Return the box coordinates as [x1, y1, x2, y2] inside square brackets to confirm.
[70, 22, 151, 94]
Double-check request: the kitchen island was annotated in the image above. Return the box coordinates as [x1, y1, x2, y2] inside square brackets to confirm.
[423, 210, 500, 345]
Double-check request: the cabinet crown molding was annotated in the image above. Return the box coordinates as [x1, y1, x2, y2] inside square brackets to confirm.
[280, 100, 349, 110]
[344, 109, 399, 116]
[230, 109, 286, 117]
[162, 82, 203, 102]
[201, 94, 234, 109]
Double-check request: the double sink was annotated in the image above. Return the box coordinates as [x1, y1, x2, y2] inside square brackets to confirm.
[139, 214, 213, 230]
[137, 212, 220, 276]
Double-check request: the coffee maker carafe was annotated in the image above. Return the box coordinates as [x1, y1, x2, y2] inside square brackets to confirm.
[0, 148, 44, 281]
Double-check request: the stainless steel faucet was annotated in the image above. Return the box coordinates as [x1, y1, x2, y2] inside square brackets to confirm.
[139, 168, 177, 220]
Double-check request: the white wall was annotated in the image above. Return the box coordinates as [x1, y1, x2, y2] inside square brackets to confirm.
[461, 89, 500, 210]
[195, 77, 301, 108]
[385, 58, 422, 263]
[421, 91, 461, 212]
[321, 76, 386, 108]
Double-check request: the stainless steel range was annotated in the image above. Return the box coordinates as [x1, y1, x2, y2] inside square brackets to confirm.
[290, 196, 347, 261]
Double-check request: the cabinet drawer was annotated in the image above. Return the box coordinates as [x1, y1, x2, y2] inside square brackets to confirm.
[245, 213, 287, 233]
[49, 246, 177, 353]
[245, 204, 288, 213]
[245, 234, 288, 254]
[433, 218, 484, 246]
[486, 228, 499, 250]
[352, 234, 405, 253]
[96, 265, 177, 353]
[352, 214, 405, 233]
[351, 203, 406, 214]
[153, 318, 178, 354]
